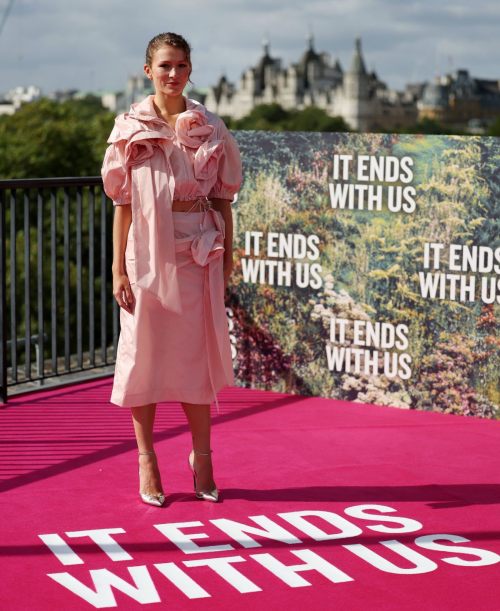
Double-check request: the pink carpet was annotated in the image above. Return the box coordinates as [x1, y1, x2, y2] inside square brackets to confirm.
[1, 380, 499, 610]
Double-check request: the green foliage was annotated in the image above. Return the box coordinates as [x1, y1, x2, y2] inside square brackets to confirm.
[486, 116, 500, 137]
[474, 138, 500, 249]
[231, 130, 500, 418]
[282, 106, 351, 133]
[398, 116, 468, 135]
[412, 331, 499, 418]
[229, 103, 481, 136]
[229, 103, 351, 132]
[0, 97, 115, 179]
[231, 103, 292, 130]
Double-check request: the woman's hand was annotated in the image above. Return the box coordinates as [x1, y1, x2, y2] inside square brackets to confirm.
[113, 272, 133, 313]
[223, 261, 233, 292]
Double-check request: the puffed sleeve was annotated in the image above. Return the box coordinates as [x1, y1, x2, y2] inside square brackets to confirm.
[101, 138, 132, 206]
[207, 127, 242, 202]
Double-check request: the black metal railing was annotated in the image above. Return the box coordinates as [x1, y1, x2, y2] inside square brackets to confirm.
[0, 177, 121, 403]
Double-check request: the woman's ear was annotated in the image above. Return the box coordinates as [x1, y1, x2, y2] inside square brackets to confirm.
[143, 63, 152, 80]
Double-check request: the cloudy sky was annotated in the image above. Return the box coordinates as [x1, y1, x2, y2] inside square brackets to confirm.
[0, 0, 498, 98]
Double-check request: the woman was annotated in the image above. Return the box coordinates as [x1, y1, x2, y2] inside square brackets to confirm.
[101, 32, 242, 507]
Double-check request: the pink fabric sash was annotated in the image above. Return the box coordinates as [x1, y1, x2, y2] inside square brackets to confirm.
[124, 131, 183, 314]
[175, 204, 233, 413]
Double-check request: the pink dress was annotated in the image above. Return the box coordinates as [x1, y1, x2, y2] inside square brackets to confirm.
[101, 95, 242, 411]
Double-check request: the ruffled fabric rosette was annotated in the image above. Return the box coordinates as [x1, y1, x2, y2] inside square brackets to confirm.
[190, 220, 225, 267]
[124, 132, 168, 166]
[175, 109, 225, 193]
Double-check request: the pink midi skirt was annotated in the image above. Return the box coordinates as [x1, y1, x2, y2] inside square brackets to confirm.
[110, 208, 235, 412]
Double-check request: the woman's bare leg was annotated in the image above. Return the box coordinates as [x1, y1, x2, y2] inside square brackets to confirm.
[181, 402, 216, 492]
[131, 403, 164, 496]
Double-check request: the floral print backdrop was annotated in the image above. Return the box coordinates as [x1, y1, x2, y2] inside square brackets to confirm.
[225, 130, 500, 419]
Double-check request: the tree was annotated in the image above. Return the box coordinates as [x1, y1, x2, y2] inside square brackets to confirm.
[486, 116, 500, 137]
[0, 97, 115, 179]
[286, 106, 351, 132]
[399, 116, 468, 135]
[231, 103, 292, 131]
[229, 103, 352, 133]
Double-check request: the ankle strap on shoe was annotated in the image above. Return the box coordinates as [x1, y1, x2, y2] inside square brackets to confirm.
[193, 449, 213, 455]
[138, 451, 156, 455]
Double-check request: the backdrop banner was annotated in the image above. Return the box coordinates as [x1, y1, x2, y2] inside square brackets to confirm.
[226, 131, 500, 419]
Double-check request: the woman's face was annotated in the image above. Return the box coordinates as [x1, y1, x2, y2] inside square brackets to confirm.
[144, 45, 191, 97]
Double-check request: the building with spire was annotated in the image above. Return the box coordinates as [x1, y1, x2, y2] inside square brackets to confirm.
[120, 32, 499, 132]
[205, 34, 418, 132]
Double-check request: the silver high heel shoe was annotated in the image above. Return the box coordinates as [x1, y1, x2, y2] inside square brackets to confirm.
[188, 449, 219, 502]
[138, 450, 166, 507]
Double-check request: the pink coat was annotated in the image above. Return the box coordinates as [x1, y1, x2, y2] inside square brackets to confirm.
[101, 94, 242, 315]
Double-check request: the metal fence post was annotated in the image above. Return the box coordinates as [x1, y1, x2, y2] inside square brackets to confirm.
[0, 189, 7, 404]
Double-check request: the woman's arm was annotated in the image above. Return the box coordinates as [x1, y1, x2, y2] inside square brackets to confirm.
[112, 204, 134, 312]
[210, 198, 233, 291]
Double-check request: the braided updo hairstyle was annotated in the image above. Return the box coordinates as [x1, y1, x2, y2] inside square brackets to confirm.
[145, 32, 195, 91]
